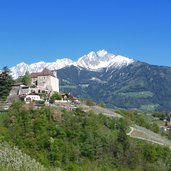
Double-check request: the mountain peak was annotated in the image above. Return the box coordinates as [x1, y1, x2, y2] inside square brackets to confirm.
[76, 50, 135, 70]
[97, 49, 108, 56]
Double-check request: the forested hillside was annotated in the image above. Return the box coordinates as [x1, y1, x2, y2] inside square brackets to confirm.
[1, 102, 171, 170]
[58, 62, 171, 112]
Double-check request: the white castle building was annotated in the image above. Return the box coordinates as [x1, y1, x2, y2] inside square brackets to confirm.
[30, 68, 59, 94]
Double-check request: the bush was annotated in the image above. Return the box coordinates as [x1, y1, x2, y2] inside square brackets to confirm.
[50, 92, 62, 101]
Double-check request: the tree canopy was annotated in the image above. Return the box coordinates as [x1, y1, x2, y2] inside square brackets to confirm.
[16, 71, 31, 86]
[50, 92, 62, 101]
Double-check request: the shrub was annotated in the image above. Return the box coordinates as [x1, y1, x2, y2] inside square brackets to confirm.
[50, 92, 62, 101]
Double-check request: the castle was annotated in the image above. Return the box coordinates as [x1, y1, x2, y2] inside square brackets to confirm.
[9, 68, 59, 103]
[30, 68, 59, 94]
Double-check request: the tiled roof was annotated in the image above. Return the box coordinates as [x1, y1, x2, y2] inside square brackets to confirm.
[30, 73, 39, 78]
[30, 68, 55, 78]
[41, 68, 54, 76]
[12, 82, 23, 86]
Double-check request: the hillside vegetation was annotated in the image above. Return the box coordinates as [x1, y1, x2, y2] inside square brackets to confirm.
[0, 141, 47, 171]
[0, 102, 171, 170]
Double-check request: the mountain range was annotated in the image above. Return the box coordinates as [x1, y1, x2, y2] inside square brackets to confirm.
[10, 50, 134, 79]
[10, 50, 171, 112]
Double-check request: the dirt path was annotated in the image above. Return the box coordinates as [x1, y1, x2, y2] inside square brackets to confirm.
[126, 127, 134, 136]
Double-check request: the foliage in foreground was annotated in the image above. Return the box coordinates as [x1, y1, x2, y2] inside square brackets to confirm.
[0, 141, 47, 171]
[1, 102, 171, 170]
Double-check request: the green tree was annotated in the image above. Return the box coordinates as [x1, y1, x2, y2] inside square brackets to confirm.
[0, 66, 13, 100]
[151, 123, 160, 133]
[22, 71, 31, 85]
[17, 71, 31, 85]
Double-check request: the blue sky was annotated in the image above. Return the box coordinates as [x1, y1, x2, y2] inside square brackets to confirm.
[0, 0, 171, 68]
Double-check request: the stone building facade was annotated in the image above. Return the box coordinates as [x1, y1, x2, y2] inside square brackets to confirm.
[30, 68, 59, 94]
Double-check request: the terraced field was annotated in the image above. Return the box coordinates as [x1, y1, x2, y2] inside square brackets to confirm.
[127, 125, 171, 147]
[80, 104, 122, 118]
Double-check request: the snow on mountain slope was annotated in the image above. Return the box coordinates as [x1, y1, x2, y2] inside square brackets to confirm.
[10, 50, 135, 79]
[77, 50, 135, 70]
[11, 58, 74, 79]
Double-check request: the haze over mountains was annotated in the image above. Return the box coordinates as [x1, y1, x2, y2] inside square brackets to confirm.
[10, 50, 171, 111]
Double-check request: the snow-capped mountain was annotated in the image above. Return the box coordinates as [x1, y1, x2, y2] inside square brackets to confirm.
[10, 50, 135, 79]
[11, 58, 74, 79]
[77, 50, 134, 70]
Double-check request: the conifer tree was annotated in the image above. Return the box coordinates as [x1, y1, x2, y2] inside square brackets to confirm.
[0, 66, 13, 100]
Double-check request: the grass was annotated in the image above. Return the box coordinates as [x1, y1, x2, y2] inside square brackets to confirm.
[140, 104, 159, 112]
[154, 120, 165, 127]
[118, 91, 154, 98]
